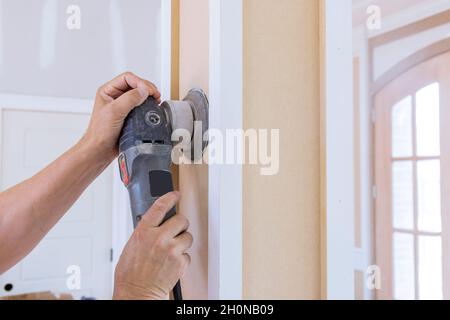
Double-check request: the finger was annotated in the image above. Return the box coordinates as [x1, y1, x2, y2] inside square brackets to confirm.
[98, 72, 161, 101]
[160, 214, 189, 239]
[141, 192, 181, 228]
[110, 86, 149, 118]
[172, 232, 194, 253]
[143, 80, 161, 102]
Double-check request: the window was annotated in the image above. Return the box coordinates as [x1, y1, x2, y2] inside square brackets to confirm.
[391, 84, 443, 300]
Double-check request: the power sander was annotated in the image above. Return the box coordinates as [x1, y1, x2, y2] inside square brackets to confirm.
[118, 89, 209, 301]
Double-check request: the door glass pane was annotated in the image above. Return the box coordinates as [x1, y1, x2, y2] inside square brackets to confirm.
[418, 235, 443, 300]
[416, 83, 440, 157]
[393, 232, 415, 300]
[417, 160, 442, 233]
[392, 161, 414, 230]
[392, 96, 413, 158]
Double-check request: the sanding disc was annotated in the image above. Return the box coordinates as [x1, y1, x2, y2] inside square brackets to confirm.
[183, 88, 209, 160]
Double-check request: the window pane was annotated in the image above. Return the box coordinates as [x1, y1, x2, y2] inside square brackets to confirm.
[392, 162, 414, 230]
[417, 160, 442, 233]
[393, 233, 415, 300]
[392, 96, 413, 158]
[418, 235, 443, 300]
[416, 83, 440, 157]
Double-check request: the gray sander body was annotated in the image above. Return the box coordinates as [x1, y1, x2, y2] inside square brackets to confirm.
[118, 89, 209, 227]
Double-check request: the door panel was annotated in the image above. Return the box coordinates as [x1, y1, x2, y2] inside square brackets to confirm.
[0, 110, 113, 299]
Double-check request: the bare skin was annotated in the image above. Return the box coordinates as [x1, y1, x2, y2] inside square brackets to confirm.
[0, 72, 192, 300]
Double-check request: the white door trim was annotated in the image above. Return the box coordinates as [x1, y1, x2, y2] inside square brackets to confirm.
[321, 0, 355, 299]
[208, 0, 243, 300]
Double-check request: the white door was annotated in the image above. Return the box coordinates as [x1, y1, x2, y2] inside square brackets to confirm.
[0, 108, 113, 299]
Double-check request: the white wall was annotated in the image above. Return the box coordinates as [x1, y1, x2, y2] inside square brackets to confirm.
[0, 0, 166, 99]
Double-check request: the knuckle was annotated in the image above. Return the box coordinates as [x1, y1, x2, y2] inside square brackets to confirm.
[121, 71, 134, 78]
[96, 85, 106, 97]
[151, 201, 167, 214]
[154, 235, 167, 251]
[178, 215, 189, 229]
[168, 246, 179, 261]
[186, 232, 194, 244]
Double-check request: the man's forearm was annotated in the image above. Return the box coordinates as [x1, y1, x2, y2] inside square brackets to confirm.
[0, 138, 112, 274]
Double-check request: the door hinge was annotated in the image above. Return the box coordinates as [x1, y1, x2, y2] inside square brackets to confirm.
[372, 185, 378, 199]
[110, 248, 114, 263]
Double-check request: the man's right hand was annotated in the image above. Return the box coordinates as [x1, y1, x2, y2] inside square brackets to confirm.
[113, 192, 193, 300]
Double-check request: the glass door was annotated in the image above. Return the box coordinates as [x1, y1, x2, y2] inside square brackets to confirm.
[375, 51, 450, 300]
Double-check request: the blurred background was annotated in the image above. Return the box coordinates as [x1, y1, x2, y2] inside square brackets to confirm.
[352, 0, 450, 300]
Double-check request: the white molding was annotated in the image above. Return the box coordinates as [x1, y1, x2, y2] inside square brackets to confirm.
[209, 0, 243, 300]
[0, 94, 93, 114]
[322, 0, 355, 300]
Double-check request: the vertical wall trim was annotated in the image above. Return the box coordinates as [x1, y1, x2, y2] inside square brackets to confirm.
[320, 0, 355, 299]
[209, 0, 243, 300]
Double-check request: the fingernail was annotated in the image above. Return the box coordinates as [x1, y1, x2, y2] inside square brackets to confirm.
[137, 85, 148, 98]
[174, 191, 181, 198]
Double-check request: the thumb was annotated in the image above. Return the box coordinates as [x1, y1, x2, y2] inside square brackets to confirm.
[112, 85, 149, 117]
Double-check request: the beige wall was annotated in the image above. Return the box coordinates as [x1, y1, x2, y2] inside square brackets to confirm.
[243, 0, 321, 299]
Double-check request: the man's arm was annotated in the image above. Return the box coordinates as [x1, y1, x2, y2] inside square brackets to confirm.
[0, 72, 161, 274]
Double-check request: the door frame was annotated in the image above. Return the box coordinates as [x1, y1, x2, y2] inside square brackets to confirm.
[320, 0, 356, 299]
[208, 0, 243, 300]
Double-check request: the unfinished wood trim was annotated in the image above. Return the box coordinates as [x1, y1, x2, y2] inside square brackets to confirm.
[372, 39, 450, 96]
[439, 57, 450, 300]
[171, 0, 180, 192]
[374, 87, 393, 299]
[369, 9, 450, 49]
[319, 0, 327, 300]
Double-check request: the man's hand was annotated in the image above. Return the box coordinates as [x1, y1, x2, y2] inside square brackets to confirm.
[113, 192, 193, 300]
[0, 73, 164, 276]
[82, 72, 162, 162]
